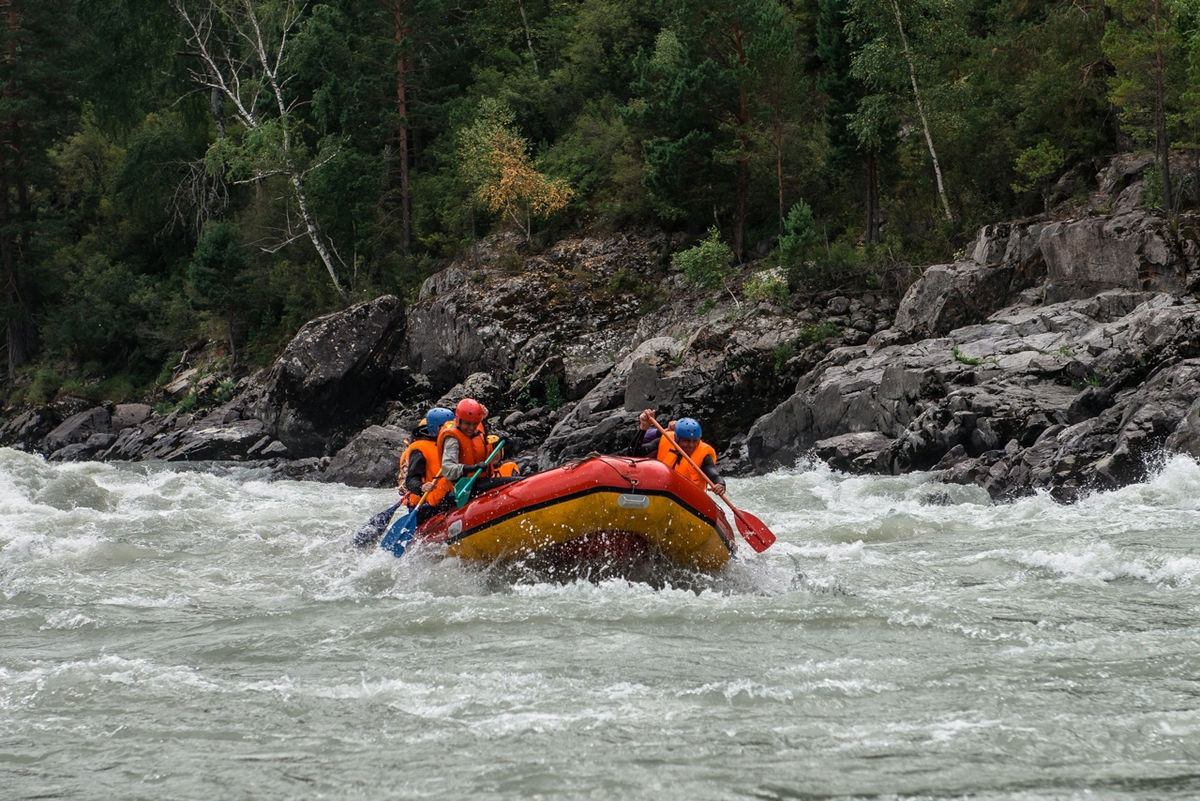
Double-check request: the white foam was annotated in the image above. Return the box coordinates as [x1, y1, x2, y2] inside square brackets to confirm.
[677, 678, 795, 703]
[1010, 542, 1199, 586]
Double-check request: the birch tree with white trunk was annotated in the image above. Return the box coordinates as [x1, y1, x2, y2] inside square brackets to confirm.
[173, 0, 347, 296]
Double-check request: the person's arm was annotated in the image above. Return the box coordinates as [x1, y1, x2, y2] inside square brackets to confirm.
[403, 450, 426, 495]
[441, 437, 466, 481]
[700, 452, 726, 495]
[630, 427, 659, 456]
[630, 409, 659, 456]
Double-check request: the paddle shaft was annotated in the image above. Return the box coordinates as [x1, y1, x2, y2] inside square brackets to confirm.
[647, 417, 775, 551]
[454, 439, 506, 506]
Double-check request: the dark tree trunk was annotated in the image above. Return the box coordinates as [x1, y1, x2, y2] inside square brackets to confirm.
[1, 0, 36, 380]
[865, 151, 879, 245]
[392, 0, 411, 253]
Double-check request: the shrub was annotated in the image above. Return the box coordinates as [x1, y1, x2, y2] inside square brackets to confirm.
[777, 200, 817, 268]
[544, 376, 565, 409]
[744, 266, 789, 303]
[800, 321, 839, 345]
[26, 368, 65, 406]
[1012, 139, 1066, 213]
[672, 226, 732, 289]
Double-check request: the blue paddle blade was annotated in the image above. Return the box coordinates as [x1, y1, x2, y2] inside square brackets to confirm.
[380, 507, 419, 555]
[352, 501, 402, 549]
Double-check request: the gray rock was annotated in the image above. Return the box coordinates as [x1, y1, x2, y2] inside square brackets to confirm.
[161, 418, 268, 461]
[44, 407, 112, 452]
[111, 403, 153, 431]
[321, 425, 409, 488]
[1039, 212, 1190, 302]
[813, 431, 895, 473]
[746, 285, 1200, 500]
[252, 295, 408, 456]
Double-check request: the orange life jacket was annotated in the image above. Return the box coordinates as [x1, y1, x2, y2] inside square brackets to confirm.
[496, 461, 520, 478]
[655, 435, 717, 490]
[432, 423, 493, 501]
[398, 438, 444, 507]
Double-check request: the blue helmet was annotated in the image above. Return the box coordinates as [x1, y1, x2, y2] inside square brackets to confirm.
[426, 407, 454, 435]
[674, 417, 702, 439]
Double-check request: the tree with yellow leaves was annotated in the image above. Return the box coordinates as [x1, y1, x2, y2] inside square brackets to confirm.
[458, 99, 573, 243]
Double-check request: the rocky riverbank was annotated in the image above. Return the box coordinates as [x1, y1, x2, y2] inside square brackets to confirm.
[4, 153, 1200, 502]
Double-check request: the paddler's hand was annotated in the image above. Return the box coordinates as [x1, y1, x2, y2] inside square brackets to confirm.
[712, 483, 727, 497]
[638, 409, 656, 431]
[421, 481, 435, 492]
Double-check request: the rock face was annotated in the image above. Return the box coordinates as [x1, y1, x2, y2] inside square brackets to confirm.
[743, 205, 1200, 501]
[1, 229, 868, 485]
[251, 294, 409, 455]
[4, 153, 1200, 504]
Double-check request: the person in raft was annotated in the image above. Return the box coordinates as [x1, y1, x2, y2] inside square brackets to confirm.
[630, 409, 726, 496]
[431, 397, 521, 505]
[486, 434, 521, 477]
[397, 406, 455, 514]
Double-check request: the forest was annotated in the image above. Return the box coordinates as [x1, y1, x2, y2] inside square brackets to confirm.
[1, 0, 1197, 407]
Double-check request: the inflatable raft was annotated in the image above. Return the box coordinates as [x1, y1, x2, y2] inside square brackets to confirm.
[411, 454, 738, 571]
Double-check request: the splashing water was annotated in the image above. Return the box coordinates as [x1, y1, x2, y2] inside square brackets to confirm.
[1, 448, 1197, 800]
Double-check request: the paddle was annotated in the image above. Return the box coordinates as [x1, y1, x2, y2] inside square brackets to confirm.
[379, 494, 425, 556]
[378, 470, 446, 555]
[453, 438, 506, 508]
[351, 500, 403, 549]
[647, 417, 776, 553]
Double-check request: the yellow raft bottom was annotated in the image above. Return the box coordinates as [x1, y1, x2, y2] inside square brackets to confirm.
[444, 489, 733, 571]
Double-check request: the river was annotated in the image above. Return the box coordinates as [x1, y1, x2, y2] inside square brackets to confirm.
[1, 446, 1197, 800]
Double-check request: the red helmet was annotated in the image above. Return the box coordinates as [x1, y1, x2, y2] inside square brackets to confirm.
[455, 398, 485, 424]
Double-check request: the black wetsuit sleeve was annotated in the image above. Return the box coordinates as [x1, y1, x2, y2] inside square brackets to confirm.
[404, 450, 427, 496]
[701, 453, 723, 486]
[629, 428, 658, 457]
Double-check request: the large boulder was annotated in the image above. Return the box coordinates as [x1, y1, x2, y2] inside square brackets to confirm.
[321, 424, 409, 488]
[43, 406, 112, 453]
[252, 295, 408, 455]
[156, 417, 270, 462]
[1038, 212, 1192, 303]
[404, 231, 673, 399]
[537, 337, 681, 468]
[892, 222, 1047, 338]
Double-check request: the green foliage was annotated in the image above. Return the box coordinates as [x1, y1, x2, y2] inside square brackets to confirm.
[777, 201, 819, 267]
[672, 226, 733, 289]
[799, 321, 839, 345]
[632, 0, 803, 247]
[744, 267, 790, 303]
[24, 368, 66, 407]
[544, 377, 565, 410]
[1103, 0, 1180, 147]
[95, 375, 139, 404]
[951, 345, 984, 366]
[5, 0, 1192, 407]
[1012, 139, 1067, 211]
[189, 222, 248, 313]
[770, 342, 797, 374]
[542, 100, 648, 224]
[176, 390, 200, 414]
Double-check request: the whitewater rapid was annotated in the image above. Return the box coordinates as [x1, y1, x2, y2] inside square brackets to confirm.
[1, 447, 1197, 800]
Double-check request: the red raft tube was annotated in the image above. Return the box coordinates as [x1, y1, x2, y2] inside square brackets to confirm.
[412, 455, 738, 572]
